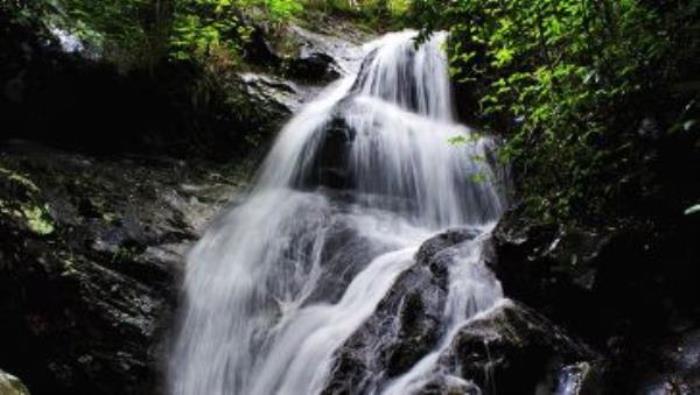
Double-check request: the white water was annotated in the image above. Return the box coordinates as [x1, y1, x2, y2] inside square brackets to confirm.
[169, 30, 506, 395]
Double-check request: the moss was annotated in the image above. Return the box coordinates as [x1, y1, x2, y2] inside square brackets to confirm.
[0, 166, 40, 193]
[21, 204, 55, 235]
[0, 163, 56, 235]
[59, 253, 80, 277]
[1, 196, 55, 236]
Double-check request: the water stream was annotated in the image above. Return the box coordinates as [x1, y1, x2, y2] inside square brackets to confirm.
[169, 30, 506, 395]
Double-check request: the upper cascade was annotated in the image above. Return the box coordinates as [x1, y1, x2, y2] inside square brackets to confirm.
[255, 30, 503, 228]
[352, 31, 455, 121]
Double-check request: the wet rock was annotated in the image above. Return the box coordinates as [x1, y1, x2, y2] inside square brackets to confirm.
[323, 228, 479, 394]
[0, 370, 30, 395]
[232, 29, 355, 156]
[286, 52, 341, 83]
[553, 362, 599, 395]
[243, 23, 363, 85]
[286, 24, 368, 75]
[207, 65, 307, 153]
[324, 227, 604, 395]
[491, 207, 700, 393]
[230, 21, 369, 145]
[306, 215, 388, 305]
[616, 329, 700, 394]
[239, 72, 306, 116]
[416, 228, 483, 287]
[296, 116, 356, 190]
[438, 300, 603, 395]
[0, 144, 244, 395]
[417, 376, 481, 395]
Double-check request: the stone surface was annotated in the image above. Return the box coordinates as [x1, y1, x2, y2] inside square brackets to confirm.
[0, 142, 246, 395]
[295, 115, 356, 191]
[490, 207, 700, 394]
[286, 51, 341, 83]
[438, 300, 603, 395]
[285, 24, 368, 75]
[633, 329, 700, 394]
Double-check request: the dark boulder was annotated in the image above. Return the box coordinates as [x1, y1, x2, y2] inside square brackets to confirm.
[631, 329, 700, 394]
[488, 213, 607, 333]
[490, 207, 700, 393]
[286, 52, 341, 83]
[236, 71, 306, 132]
[438, 300, 603, 395]
[285, 24, 368, 77]
[305, 213, 390, 305]
[324, 227, 604, 395]
[243, 23, 358, 85]
[323, 229, 479, 394]
[295, 115, 357, 191]
[491, 207, 700, 339]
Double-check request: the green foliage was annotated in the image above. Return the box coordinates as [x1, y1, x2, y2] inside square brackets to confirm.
[415, 0, 699, 222]
[169, 0, 303, 63]
[303, 0, 411, 29]
[2, 0, 55, 26]
[266, 0, 304, 20]
[170, 0, 249, 62]
[14, 0, 306, 69]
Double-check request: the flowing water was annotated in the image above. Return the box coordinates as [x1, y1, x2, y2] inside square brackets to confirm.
[169, 30, 507, 395]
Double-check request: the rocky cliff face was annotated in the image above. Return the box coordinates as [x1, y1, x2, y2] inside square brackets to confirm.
[0, 142, 244, 394]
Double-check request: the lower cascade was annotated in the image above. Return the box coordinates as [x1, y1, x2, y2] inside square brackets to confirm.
[169, 30, 507, 395]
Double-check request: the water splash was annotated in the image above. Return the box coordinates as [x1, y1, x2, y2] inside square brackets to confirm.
[169, 30, 505, 395]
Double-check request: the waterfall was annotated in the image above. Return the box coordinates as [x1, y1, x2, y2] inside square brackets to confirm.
[169, 30, 506, 395]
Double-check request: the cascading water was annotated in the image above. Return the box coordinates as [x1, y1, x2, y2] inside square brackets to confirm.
[169, 30, 506, 395]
